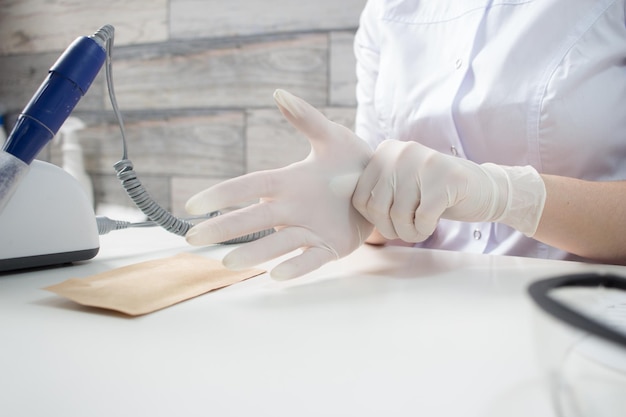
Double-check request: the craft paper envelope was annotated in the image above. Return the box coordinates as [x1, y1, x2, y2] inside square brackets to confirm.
[44, 253, 264, 316]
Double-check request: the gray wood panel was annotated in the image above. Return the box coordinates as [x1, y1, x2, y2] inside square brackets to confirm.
[50, 111, 246, 177]
[170, 0, 367, 39]
[107, 34, 329, 110]
[330, 32, 358, 107]
[0, 0, 364, 214]
[0, 0, 168, 55]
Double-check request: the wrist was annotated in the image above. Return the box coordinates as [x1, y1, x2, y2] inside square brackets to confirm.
[482, 163, 546, 236]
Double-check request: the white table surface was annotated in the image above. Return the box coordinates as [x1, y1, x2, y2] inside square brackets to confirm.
[1, 227, 625, 417]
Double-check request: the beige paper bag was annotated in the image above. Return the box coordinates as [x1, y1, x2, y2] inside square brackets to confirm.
[44, 253, 264, 316]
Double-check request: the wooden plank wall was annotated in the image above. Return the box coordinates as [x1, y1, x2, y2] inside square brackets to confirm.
[0, 0, 367, 216]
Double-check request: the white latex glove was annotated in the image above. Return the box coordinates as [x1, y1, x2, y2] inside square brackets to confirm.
[352, 140, 546, 242]
[185, 89, 374, 280]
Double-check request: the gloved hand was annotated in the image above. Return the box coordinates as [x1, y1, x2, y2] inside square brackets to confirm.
[185, 89, 374, 280]
[352, 140, 546, 242]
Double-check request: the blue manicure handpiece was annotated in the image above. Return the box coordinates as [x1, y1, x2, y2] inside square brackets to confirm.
[2, 31, 107, 164]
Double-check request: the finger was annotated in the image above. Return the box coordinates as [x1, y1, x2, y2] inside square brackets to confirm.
[270, 246, 337, 281]
[352, 154, 383, 216]
[389, 161, 421, 242]
[365, 176, 398, 240]
[273, 89, 336, 143]
[185, 170, 281, 215]
[412, 188, 448, 242]
[186, 202, 278, 245]
[352, 141, 399, 238]
[222, 226, 323, 270]
[352, 139, 400, 214]
[273, 89, 372, 166]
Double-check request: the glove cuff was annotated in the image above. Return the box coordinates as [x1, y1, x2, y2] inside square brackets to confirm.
[481, 163, 547, 237]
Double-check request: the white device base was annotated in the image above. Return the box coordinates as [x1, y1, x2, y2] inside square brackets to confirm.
[0, 159, 99, 272]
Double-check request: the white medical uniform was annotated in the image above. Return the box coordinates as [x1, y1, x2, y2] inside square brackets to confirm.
[354, 0, 626, 261]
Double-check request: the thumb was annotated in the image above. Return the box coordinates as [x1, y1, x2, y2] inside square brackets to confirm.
[273, 89, 373, 168]
[273, 89, 336, 146]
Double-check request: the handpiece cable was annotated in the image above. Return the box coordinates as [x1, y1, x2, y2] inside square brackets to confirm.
[96, 24, 272, 243]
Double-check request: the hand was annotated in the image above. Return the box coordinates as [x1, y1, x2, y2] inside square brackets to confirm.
[352, 140, 546, 242]
[185, 90, 374, 280]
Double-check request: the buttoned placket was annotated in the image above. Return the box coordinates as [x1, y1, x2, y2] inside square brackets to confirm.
[447, 8, 494, 253]
[444, 53, 469, 159]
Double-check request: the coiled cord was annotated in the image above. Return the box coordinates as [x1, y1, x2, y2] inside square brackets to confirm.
[100, 25, 273, 244]
[96, 212, 218, 235]
[114, 159, 192, 236]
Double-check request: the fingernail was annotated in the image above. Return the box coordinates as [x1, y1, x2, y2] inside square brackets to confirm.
[184, 200, 196, 214]
[273, 89, 300, 118]
[222, 255, 242, 270]
[222, 252, 251, 271]
[185, 227, 201, 245]
[270, 270, 290, 281]
[269, 265, 296, 281]
[185, 195, 202, 215]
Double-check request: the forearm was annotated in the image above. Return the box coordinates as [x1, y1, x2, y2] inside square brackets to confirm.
[355, 140, 626, 264]
[533, 175, 626, 264]
[364, 172, 626, 265]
